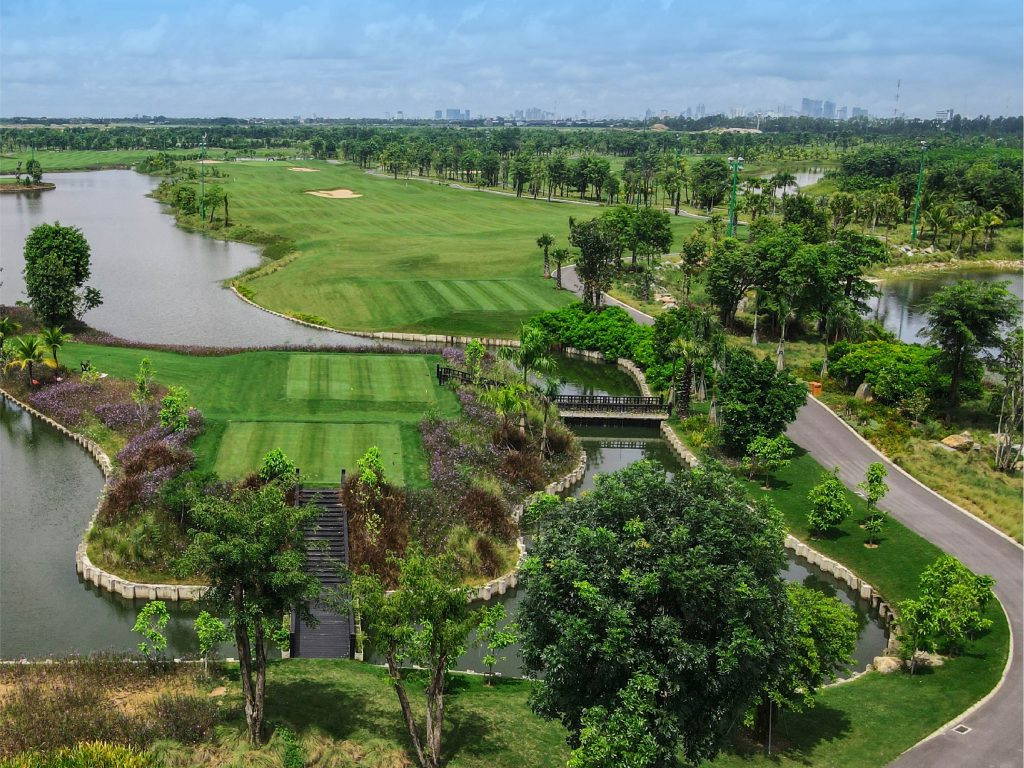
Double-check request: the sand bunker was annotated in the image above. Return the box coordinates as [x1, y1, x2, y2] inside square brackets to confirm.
[196, 159, 222, 164]
[305, 188, 362, 199]
[289, 167, 319, 172]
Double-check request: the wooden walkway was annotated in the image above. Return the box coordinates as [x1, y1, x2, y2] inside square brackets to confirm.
[291, 486, 353, 659]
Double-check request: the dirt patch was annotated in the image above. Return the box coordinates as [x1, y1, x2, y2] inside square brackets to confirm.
[305, 188, 363, 199]
[196, 159, 222, 165]
[289, 167, 319, 172]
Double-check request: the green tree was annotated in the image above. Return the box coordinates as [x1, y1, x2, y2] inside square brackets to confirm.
[0, 316, 21, 349]
[5, 335, 55, 386]
[176, 481, 321, 744]
[258, 447, 298, 484]
[38, 326, 70, 367]
[920, 280, 1018, 406]
[25, 158, 42, 184]
[159, 385, 191, 431]
[691, 156, 730, 211]
[132, 600, 169, 659]
[679, 229, 708, 297]
[22, 222, 102, 325]
[806, 467, 852, 536]
[859, 461, 889, 546]
[992, 327, 1024, 472]
[705, 238, 756, 327]
[477, 603, 518, 685]
[716, 347, 806, 455]
[756, 584, 858, 746]
[348, 548, 483, 768]
[552, 246, 570, 288]
[742, 435, 795, 487]
[897, 555, 996, 672]
[194, 610, 230, 677]
[464, 338, 486, 382]
[569, 217, 616, 308]
[131, 357, 155, 424]
[536, 232, 554, 277]
[518, 461, 791, 767]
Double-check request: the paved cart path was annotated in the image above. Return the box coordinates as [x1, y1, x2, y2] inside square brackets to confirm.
[561, 263, 1023, 768]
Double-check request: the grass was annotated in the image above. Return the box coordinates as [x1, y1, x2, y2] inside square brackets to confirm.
[60, 343, 459, 486]
[665, 417, 1011, 768]
[164, 159, 697, 337]
[0, 148, 287, 173]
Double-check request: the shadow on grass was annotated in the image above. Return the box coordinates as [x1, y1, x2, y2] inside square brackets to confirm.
[726, 702, 852, 765]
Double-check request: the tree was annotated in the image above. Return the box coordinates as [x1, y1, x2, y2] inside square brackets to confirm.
[159, 385, 191, 431]
[742, 435, 794, 487]
[481, 382, 528, 436]
[348, 548, 482, 768]
[132, 600, 169, 659]
[552, 247, 570, 288]
[991, 327, 1024, 473]
[518, 461, 791, 767]
[756, 584, 858, 746]
[502, 322, 554, 389]
[22, 222, 102, 325]
[477, 603, 518, 685]
[131, 357, 155, 424]
[691, 157, 730, 211]
[537, 232, 554, 277]
[5, 335, 55, 385]
[716, 347, 806, 455]
[705, 238, 755, 327]
[920, 280, 1018, 406]
[570, 217, 615, 307]
[806, 467, 851, 536]
[194, 610, 230, 677]
[38, 326, 70, 367]
[258, 447, 298, 484]
[859, 461, 889, 546]
[176, 480, 320, 744]
[25, 158, 42, 184]
[678, 229, 708, 297]
[464, 338, 486, 382]
[0, 316, 21, 351]
[897, 555, 996, 671]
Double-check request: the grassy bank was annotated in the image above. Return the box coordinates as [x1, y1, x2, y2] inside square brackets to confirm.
[667, 416, 1010, 768]
[60, 343, 457, 487]
[164, 159, 698, 337]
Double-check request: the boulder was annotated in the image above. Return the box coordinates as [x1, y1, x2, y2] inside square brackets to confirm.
[872, 656, 902, 674]
[854, 382, 873, 401]
[913, 651, 945, 668]
[940, 432, 975, 452]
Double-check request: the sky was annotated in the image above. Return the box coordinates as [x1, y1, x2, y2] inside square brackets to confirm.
[1, 0, 1021, 119]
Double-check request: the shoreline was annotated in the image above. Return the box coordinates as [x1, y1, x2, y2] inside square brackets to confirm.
[0, 181, 56, 193]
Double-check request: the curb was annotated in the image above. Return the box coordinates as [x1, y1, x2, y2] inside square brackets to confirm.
[0, 387, 208, 602]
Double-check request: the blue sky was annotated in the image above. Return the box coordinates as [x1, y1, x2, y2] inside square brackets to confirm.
[1, 0, 1021, 118]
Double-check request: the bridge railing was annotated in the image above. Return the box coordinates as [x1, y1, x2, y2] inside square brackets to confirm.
[555, 394, 665, 414]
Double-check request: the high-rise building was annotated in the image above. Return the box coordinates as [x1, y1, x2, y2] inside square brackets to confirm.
[445, 108, 460, 119]
[801, 98, 823, 117]
[836, 105, 848, 120]
[935, 108, 954, 122]
[851, 106, 869, 118]
[823, 100, 836, 119]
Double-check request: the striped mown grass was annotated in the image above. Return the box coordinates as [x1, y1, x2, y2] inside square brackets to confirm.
[166, 159, 698, 336]
[61, 344, 457, 486]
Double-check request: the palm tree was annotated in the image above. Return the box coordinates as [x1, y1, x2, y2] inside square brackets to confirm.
[536, 233, 554, 278]
[537, 377, 561, 456]
[39, 326, 71, 368]
[0, 316, 21, 349]
[6, 335, 55, 386]
[481, 383, 528, 439]
[551, 247, 569, 288]
[982, 208, 1004, 252]
[772, 172, 797, 198]
[923, 204, 950, 248]
[669, 337, 700, 417]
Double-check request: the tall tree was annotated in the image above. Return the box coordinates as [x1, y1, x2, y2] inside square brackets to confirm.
[22, 222, 102, 325]
[536, 232, 554, 277]
[176, 478, 320, 745]
[920, 280, 1018, 406]
[519, 461, 791, 767]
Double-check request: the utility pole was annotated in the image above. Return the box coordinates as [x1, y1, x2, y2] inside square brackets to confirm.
[727, 156, 743, 236]
[199, 133, 207, 221]
[910, 141, 927, 243]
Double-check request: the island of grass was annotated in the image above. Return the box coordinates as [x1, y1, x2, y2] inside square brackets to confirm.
[152, 159, 699, 337]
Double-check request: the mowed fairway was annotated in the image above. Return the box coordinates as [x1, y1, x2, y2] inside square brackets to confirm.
[61, 344, 458, 486]
[204, 160, 697, 336]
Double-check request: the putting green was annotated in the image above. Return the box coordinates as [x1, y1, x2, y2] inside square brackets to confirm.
[171, 160, 697, 336]
[61, 344, 458, 486]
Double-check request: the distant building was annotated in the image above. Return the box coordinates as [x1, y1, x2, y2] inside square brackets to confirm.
[823, 100, 836, 119]
[936, 108, 954, 122]
[801, 98, 823, 117]
[836, 105, 848, 120]
[434, 110, 443, 119]
[851, 106, 869, 118]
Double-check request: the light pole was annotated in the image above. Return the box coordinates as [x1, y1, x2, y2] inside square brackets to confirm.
[910, 141, 927, 243]
[727, 155, 744, 237]
[199, 134, 207, 221]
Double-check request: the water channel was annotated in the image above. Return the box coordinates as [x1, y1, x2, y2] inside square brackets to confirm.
[1, 169, 887, 671]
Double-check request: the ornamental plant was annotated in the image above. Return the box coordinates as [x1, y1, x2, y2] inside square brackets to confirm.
[132, 600, 169, 659]
[806, 467, 852, 537]
[159, 386, 191, 431]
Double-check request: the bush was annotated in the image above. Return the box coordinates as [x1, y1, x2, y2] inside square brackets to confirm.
[4, 742, 151, 768]
[529, 303, 655, 365]
[149, 692, 218, 744]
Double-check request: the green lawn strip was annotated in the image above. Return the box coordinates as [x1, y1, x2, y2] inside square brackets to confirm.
[159, 159, 696, 336]
[665, 420, 1010, 767]
[215, 658, 570, 768]
[60, 343, 456, 487]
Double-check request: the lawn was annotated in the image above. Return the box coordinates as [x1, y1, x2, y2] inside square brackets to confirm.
[171, 159, 697, 337]
[60, 343, 458, 486]
[667, 417, 1010, 768]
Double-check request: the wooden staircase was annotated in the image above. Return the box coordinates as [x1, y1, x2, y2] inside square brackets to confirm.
[291, 486, 353, 659]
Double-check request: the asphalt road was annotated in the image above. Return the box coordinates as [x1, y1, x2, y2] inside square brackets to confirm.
[562, 264, 1023, 768]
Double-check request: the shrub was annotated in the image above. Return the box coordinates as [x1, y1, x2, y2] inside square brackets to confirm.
[258, 447, 298, 483]
[149, 693, 219, 744]
[458, 486, 515, 541]
[4, 742, 151, 768]
[529, 303, 655, 364]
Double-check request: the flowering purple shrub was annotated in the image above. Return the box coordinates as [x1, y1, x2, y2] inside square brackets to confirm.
[95, 401, 146, 429]
[27, 380, 94, 426]
[441, 347, 466, 367]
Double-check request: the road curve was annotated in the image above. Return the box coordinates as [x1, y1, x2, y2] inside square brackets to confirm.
[561, 264, 1023, 768]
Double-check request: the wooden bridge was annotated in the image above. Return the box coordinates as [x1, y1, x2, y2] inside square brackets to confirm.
[436, 365, 668, 422]
[290, 485, 353, 659]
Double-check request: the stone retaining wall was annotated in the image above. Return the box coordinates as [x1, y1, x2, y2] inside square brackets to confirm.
[0, 387, 208, 602]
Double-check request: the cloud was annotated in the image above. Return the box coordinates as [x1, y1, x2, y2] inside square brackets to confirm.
[0, 0, 1019, 117]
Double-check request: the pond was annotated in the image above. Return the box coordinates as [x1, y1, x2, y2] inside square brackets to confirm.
[760, 167, 828, 197]
[0, 170, 359, 347]
[870, 269, 1023, 343]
